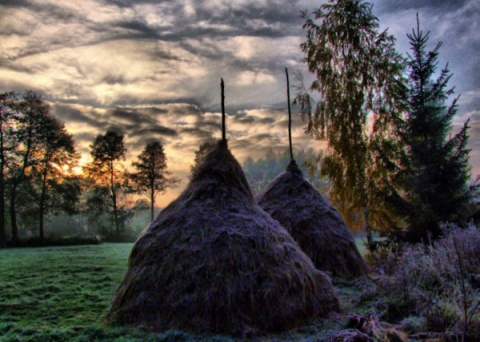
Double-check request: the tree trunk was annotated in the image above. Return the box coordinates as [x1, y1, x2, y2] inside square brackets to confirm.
[113, 197, 119, 236]
[0, 168, 5, 248]
[364, 207, 374, 248]
[150, 188, 155, 222]
[10, 187, 18, 242]
[109, 159, 120, 236]
[0, 125, 5, 248]
[39, 165, 48, 240]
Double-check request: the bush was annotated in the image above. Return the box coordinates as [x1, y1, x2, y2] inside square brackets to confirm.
[369, 223, 480, 340]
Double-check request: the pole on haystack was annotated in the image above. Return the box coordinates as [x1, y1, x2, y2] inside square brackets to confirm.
[221, 78, 226, 142]
[285, 68, 293, 162]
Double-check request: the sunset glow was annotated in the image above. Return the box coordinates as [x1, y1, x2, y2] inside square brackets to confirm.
[1, 0, 479, 207]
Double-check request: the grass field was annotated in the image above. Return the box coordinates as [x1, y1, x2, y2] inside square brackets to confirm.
[0, 243, 211, 341]
[0, 242, 372, 341]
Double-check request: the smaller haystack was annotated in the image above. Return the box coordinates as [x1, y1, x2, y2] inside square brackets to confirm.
[107, 80, 340, 335]
[257, 160, 369, 279]
[256, 68, 368, 279]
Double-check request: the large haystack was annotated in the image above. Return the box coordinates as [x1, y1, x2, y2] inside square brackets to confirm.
[108, 140, 340, 335]
[257, 159, 369, 279]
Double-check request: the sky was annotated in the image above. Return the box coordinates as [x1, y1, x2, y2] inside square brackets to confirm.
[1, 0, 479, 207]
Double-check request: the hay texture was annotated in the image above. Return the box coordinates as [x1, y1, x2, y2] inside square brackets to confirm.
[257, 160, 368, 279]
[108, 140, 340, 335]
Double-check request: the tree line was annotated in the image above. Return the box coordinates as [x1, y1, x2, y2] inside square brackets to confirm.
[0, 92, 178, 247]
[296, 0, 479, 244]
[1, 0, 479, 247]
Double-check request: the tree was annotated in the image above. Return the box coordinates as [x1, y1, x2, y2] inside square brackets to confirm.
[389, 17, 479, 242]
[190, 139, 217, 178]
[0, 91, 81, 243]
[243, 149, 326, 195]
[130, 141, 179, 221]
[5, 91, 52, 241]
[0, 92, 17, 247]
[32, 115, 80, 239]
[84, 130, 126, 236]
[296, 0, 406, 243]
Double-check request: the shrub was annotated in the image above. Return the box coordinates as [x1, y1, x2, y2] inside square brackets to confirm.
[370, 222, 480, 340]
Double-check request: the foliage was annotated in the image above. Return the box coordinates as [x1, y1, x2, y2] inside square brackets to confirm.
[3, 91, 51, 241]
[0, 91, 82, 242]
[0, 92, 17, 247]
[30, 112, 81, 239]
[296, 0, 407, 240]
[84, 130, 127, 237]
[370, 223, 480, 340]
[243, 148, 325, 195]
[0, 91, 82, 244]
[129, 141, 179, 221]
[190, 139, 217, 178]
[385, 17, 479, 242]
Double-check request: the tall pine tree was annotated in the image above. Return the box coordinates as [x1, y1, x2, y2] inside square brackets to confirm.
[392, 16, 478, 242]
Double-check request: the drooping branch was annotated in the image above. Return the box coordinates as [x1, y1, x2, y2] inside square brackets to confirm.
[285, 68, 294, 161]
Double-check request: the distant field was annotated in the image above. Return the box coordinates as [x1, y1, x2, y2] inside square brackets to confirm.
[0, 242, 369, 341]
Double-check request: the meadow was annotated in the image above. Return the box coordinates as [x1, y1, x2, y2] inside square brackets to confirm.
[0, 243, 199, 341]
[1, 231, 479, 341]
[0, 243, 347, 341]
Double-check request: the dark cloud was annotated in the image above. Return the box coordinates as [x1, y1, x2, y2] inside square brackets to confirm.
[1, 0, 479, 195]
[178, 127, 214, 139]
[234, 112, 277, 124]
[52, 104, 105, 128]
[374, 0, 471, 13]
[252, 133, 276, 141]
[116, 20, 161, 39]
[108, 108, 158, 126]
[133, 126, 177, 137]
[0, 0, 31, 7]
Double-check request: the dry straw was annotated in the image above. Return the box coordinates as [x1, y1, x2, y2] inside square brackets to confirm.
[108, 80, 340, 336]
[257, 69, 368, 279]
[257, 160, 369, 279]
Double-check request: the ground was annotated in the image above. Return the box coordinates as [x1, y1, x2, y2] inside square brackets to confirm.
[0, 241, 475, 341]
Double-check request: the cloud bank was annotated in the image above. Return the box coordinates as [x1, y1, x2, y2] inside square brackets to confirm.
[1, 0, 479, 205]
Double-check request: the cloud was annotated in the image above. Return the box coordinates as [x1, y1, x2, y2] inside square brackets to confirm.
[1, 0, 479, 205]
[373, 0, 471, 13]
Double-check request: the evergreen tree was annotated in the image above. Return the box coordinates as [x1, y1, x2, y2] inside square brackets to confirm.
[84, 130, 126, 236]
[130, 141, 179, 221]
[190, 140, 217, 179]
[391, 17, 478, 242]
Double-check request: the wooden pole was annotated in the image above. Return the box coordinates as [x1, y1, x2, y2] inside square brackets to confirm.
[221, 78, 226, 141]
[285, 68, 293, 161]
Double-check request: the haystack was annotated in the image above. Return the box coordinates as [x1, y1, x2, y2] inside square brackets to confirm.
[257, 160, 368, 279]
[107, 80, 339, 335]
[256, 69, 368, 279]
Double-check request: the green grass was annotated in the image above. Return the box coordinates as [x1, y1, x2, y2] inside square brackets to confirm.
[0, 243, 224, 341]
[0, 243, 370, 341]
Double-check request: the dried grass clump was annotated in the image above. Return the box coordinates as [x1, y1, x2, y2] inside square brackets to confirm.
[257, 160, 368, 279]
[108, 141, 340, 335]
[375, 223, 480, 340]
